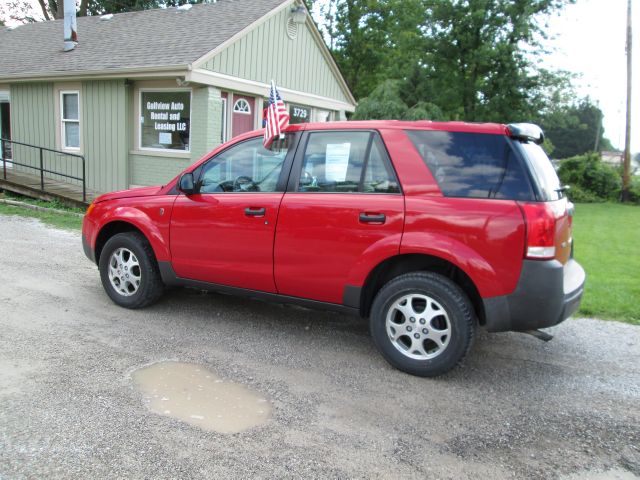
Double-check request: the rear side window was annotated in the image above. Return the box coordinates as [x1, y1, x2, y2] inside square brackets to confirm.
[297, 131, 400, 194]
[516, 142, 563, 201]
[405, 130, 534, 200]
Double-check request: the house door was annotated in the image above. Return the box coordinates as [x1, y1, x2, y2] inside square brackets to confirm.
[231, 94, 255, 138]
[0, 99, 11, 161]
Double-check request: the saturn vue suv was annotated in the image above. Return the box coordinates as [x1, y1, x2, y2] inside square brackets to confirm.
[82, 120, 586, 377]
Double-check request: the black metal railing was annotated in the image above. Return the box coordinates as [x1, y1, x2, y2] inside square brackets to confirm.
[0, 138, 86, 202]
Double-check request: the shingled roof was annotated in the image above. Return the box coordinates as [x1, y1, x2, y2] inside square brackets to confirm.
[0, 0, 289, 80]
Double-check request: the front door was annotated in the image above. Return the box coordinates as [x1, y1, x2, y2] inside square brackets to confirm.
[231, 94, 255, 138]
[170, 134, 295, 292]
[274, 130, 405, 304]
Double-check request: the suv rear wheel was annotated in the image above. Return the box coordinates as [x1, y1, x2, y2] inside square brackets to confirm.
[98, 232, 164, 309]
[370, 272, 475, 377]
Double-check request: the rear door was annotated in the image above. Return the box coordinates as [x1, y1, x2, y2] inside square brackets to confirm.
[274, 130, 404, 304]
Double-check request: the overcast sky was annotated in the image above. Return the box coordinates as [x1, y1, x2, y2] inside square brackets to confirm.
[4, 0, 638, 152]
[540, 0, 638, 152]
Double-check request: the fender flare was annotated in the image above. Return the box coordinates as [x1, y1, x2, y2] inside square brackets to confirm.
[93, 206, 170, 262]
[399, 231, 498, 297]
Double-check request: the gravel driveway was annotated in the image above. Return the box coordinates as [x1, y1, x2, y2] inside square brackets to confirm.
[0, 214, 638, 480]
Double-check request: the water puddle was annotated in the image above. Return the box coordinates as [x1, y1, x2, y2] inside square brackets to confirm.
[132, 361, 271, 434]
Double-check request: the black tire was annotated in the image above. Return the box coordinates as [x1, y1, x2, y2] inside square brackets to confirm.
[369, 272, 475, 377]
[98, 232, 164, 309]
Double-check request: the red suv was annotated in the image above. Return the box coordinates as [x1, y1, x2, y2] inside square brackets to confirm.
[82, 121, 585, 376]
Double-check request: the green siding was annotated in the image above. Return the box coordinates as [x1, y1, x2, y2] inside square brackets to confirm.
[9, 83, 56, 180]
[9, 81, 128, 193]
[201, 9, 350, 104]
[130, 153, 190, 186]
[82, 80, 128, 192]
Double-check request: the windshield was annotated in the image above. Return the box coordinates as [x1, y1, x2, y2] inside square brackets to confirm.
[517, 142, 563, 201]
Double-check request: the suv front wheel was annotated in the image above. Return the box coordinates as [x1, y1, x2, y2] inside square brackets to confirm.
[98, 232, 164, 309]
[370, 272, 475, 377]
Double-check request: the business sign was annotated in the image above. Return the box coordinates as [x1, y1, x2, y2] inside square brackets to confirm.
[140, 90, 191, 151]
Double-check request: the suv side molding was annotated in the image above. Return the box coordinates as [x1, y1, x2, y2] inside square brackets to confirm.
[157, 261, 359, 316]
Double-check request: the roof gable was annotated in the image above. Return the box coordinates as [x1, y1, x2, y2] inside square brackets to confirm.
[195, 4, 355, 106]
[0, 0, 288, 80]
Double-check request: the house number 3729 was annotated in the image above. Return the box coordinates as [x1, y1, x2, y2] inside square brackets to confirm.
[293, 108, 308, 118]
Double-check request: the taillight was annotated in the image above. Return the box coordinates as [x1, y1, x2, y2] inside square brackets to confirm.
[519, 202, 557, 260]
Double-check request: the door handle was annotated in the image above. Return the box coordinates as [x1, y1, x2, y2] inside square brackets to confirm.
[359, 212, 386, 223]
[245, 207, 266, 216]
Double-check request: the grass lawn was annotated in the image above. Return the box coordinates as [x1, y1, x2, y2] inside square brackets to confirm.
[572, 203, 640, 325]
[0, 201, 83, 230]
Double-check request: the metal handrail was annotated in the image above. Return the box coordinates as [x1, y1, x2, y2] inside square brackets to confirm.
[0, 137, 86, 202]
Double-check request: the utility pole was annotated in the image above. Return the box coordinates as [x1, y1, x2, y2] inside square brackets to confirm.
[622, 0, 633, 202]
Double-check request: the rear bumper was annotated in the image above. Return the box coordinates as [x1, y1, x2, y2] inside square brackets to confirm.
[483, 259, 585, 332]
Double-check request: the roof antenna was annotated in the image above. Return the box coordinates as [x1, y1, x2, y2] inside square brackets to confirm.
[63, 0, 78, 52]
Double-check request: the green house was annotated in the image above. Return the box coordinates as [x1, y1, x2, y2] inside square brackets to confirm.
[0, 0, 355, 198]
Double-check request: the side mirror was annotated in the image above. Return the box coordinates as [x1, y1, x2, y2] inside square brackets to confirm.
[178, 172, 197, 195]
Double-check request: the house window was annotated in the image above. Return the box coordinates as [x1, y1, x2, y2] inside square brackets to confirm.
[140, 90, 191, 152]
[61, 91, 80, 150]
[233, 98, 251, 114]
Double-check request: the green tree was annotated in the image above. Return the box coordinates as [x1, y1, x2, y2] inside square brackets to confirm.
[0, 0, 208, 23]
[417, 0, 573, 121]
[352, 80, 443, 120]
[540, 98, 613, 159]
[327, 0, 574, 123]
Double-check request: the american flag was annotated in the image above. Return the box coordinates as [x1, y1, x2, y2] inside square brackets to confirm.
[264, 80, 290, 148]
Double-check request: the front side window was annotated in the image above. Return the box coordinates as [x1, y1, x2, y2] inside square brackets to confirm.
[297, 131, 400, 193]
[61, 91, 80, 149]
[406, 130, 534, 200]
[140, 90, 191, 152]
[198, 135, 291, 193]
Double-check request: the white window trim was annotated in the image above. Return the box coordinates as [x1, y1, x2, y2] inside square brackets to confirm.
[60, 90, 81, 151]
[233, 98, 251, 115]
[138, 87, 192, 154]
[220, 97, 228, 143]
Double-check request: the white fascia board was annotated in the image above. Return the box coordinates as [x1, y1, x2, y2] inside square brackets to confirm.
[186, 69, 356, 112]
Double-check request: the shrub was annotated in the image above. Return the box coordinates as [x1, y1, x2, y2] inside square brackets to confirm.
[557, 153, 621, 201]
[565, 185, 601, 203]
[627, 176, 640, 205]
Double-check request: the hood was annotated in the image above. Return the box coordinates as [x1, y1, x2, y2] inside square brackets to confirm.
[94, 185, 162, 203]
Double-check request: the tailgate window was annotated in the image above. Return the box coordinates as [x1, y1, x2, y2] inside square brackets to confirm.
[516, 142, 563, 201]
[406, 130, 534, 200]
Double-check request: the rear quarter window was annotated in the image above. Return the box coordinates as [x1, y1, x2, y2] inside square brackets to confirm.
[515, 142, 563, 201]
[405, 130, 534, 200]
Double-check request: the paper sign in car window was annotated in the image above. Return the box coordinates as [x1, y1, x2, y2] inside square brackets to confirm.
[325, 143, 351, 182]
